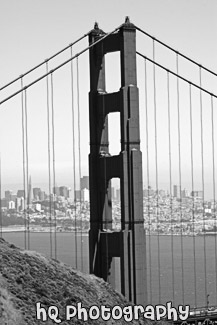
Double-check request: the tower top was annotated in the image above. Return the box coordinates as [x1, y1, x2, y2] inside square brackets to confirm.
[125, 16, 130, 24]
[122, 16, 135, 29]
[90, 21, 105, 36]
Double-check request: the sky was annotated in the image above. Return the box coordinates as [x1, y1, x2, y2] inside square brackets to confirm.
[0, 0, 217, 197]
[1, 0, 217, 82]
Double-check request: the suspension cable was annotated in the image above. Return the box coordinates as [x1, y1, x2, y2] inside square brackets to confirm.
[211, 95, 217, 303]
[0, 26, 122, 106]
[136, 52, 217, 100]
[46, 61, 53, 259]
[50, 72, 57, 260]
[21, 77, 27, 249]
[144, 58, 152, 304]
[189, 83, 197, 307]
[135, 25, 217, 79]
[153, 39, 161, 303]
[76, 57, 83, 271]
[70, 46, 78, 269]
[199, 67, 207, 306]
[167, 71, 175, 304]
[24, 89, 30, 250]
[0, 33, 89, 92]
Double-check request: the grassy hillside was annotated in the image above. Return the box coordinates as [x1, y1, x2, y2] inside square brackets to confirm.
[0, 237, 162, 325]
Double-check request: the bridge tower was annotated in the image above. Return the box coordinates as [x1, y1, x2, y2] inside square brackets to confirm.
[88, 17, 147, 305]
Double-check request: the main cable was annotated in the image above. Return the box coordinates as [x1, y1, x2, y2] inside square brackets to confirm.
[0, 26, 122, 106]
[136, 52, 217, 100]
[136, 25, 217, 79]
[0, 33, 89, 92]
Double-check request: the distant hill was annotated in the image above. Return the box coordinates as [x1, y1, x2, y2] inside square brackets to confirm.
[0, 238, 163, 324]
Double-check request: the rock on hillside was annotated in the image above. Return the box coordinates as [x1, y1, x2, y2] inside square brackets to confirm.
[0, 238, 158, 325]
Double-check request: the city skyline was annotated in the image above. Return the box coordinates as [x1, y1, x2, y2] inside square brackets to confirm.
[1, 2, 217, 202]
[0, 180, 209, 203]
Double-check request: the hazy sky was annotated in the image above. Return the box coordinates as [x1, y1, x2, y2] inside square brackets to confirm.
[1, 0, 217, 83]
[1, 0, 217, 197]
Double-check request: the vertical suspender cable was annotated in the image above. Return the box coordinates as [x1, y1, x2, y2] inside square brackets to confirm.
[199, 68, 207, 306]
[70, 47, 78, 269]
[103, 135, 109, 284]
[176, 54, 185, 304]
[102, 60, 109, 283]
[167, 71, 175, 304]
[153, 39, 161, 303]
[189, 83, 197, 307]
[24, 89, 30, 250]
[101, 40, 109, 284]
[76, 57, 83, 271]
[46, 61, 53, 259]
[211, 95, 217, 303]
[21, 78, 27, 249]
[144, 58, 152, 304]
[50, 72, 57, 260]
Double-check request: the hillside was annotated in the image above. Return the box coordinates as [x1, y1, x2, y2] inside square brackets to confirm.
[0, 237, 161, 325]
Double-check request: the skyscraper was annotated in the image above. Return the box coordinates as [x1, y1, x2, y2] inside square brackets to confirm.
[116, 188, 120, 201]
[17, 190, 25, 198]
[81, 188, 89, 202]
[59, 186, 69, 199]
[181, 188, 189, 198]
[191, 190, 203, 198]
[80, 176, 89, 190]
[173, 185, 181, 198]
[39, 191, 45, 201]
[111, 187, 115, 200]
[33, 188, 41, 200]
[28, 176, 32, 204]
[53, 186, 60, 196]
[5, 190, 13, 201]
[74, 190, 81, 201]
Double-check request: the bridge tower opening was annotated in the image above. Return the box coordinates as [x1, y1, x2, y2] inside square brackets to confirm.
[88, 17, 147, 305]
